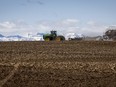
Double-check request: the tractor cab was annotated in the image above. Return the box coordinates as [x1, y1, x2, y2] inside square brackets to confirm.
[51, 31, 57, 36]
[50, 30, 57, 39]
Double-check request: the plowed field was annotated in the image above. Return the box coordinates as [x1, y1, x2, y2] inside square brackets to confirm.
[0, 41, 116, 87]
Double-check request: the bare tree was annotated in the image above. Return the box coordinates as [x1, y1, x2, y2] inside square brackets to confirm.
[104, 26, 116, 40]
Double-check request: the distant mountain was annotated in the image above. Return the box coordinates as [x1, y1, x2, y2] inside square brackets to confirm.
[0, 34, 4, 37]
[0, 33, 45, 41]
[7, 35, 23, 38]
[37, 33, 44, 36]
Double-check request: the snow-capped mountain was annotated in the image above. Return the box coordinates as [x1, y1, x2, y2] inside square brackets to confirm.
[6, 35, 25, 41]
[27, 33, 44, 41]
[0, 34, 4, 37]
[0, 33, 44, 41]
[0, 34, 5, 41]
[0, 32, 86, 41]
[0, 35, 25, 41]
[6, 35, 23, 38]
[37, 33, 44, 36]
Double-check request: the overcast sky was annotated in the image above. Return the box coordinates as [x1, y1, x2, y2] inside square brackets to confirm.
[0, 0, 116, 36]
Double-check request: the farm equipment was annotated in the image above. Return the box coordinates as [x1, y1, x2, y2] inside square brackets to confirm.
[66, 33, 84, 41]
[43, 30, 65, 41]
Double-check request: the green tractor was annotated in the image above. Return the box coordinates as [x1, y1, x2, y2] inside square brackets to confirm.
[43, 30, 65, 41]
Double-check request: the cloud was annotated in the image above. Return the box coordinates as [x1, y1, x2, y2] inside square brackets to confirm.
[27, 0, 44, 5]
[20, 0, 44, 6]
[81, 21, 107, 36]
[56, 19, 79, 28]
[108, 26, 116, 30]
[0, 21, 32, 36]
[0, 21, 16, 29]
[0, 19, 111, 37]
[87, 21, 96, 25]
[35, 19, 80, 35]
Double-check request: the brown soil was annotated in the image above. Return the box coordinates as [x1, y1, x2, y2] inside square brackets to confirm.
[0, 41, 116, 87]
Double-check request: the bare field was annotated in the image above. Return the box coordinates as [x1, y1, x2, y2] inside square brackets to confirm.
[0, 41, 116, 87]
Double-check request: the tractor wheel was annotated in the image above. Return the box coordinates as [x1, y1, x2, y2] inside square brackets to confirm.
[56, 36, 65, 41]
[45, 38, 50, 41]
[56, 37, 61, 41]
